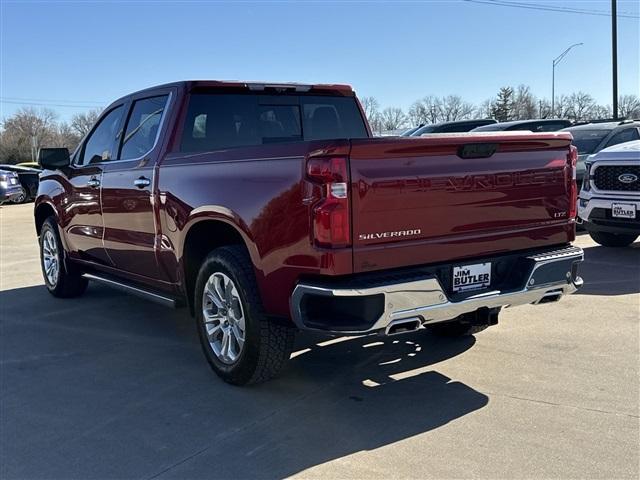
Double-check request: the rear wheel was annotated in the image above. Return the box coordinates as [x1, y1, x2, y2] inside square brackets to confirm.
[39, 217, 88, 297]
[195, 245, 295, 385]
[588, 231, 638, 247]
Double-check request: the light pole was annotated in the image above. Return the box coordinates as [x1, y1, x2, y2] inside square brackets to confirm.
[612, 0, 618, 119]
[552, 42, 583, 117]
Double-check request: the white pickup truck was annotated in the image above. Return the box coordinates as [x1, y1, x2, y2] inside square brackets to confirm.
[578, 140, 640, 247]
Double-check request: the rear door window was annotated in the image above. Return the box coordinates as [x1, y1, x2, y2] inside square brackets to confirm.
[180, 93, 367, 152]
[119, 95, 169, 160]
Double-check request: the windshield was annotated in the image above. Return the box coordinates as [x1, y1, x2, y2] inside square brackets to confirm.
[412, 125, 436, 136]
[569, 129, 610, 154]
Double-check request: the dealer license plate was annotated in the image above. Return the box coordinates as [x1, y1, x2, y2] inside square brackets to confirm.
[612, 203, 636, 219]
[452, 262, 491, 292]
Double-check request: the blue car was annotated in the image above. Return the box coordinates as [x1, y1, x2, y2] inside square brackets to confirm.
[0, 170, 23, 204]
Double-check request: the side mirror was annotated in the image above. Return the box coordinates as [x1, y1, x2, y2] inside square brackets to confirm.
[38, 148, 70, 169]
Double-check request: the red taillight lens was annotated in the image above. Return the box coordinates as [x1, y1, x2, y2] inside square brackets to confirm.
[568, 145, 578, 219]
[307, 157, 351, 248]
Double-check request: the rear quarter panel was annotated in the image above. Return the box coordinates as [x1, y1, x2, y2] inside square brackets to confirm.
[158, 141, 352, 317]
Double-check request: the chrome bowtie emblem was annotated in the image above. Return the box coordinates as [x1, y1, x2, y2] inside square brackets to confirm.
[618, 173, 638, 184]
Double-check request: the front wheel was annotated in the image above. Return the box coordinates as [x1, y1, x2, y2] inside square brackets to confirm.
[588, 231, 638, 248]
[39, 217, 88, 297]
[195, 245, 295, 385]
[11, 187, 27, 204]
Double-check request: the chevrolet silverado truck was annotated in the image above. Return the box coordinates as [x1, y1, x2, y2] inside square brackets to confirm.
[578, 140, 640, 247]
[35, 81, 584, 385]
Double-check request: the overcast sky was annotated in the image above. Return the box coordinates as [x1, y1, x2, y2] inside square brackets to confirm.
[1, 0, 638, 121]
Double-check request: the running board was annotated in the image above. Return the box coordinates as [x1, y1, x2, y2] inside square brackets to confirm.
[82, 273, 183, 308]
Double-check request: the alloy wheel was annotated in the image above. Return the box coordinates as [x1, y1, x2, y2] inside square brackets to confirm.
[42, 230, 59, 286]
[202, 272, 246, 364]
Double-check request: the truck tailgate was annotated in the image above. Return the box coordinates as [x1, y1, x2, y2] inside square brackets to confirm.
[349, 133, 575, 273]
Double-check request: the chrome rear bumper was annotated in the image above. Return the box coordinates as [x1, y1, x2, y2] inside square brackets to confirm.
[290, 245, 584, 335]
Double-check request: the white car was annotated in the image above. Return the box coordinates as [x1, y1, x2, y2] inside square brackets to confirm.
[578, 140, 640, 247]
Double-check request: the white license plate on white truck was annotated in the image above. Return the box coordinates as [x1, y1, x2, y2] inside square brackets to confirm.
[612, 203, 636, 219]
[452, 262, 491, 292]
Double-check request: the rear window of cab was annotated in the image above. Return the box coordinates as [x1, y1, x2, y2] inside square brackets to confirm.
[180, 93, 368, 152]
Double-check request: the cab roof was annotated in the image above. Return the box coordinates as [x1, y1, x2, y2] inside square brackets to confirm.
[125, 80, 354, 98]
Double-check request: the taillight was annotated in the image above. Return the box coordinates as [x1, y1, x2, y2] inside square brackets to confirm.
[307, 156, 351, 247]
[568, 145, 578, 219]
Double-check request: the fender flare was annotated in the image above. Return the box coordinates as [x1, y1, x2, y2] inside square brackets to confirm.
[179, 205, 263, 271]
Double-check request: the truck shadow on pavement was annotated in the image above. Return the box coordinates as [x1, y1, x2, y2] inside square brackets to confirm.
[1, 284, 487, 480]
[575, 243, 640, 296]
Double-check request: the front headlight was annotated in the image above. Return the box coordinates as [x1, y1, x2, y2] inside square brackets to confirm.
[582, 162, 592, 191]
[0, 181, 7, 188]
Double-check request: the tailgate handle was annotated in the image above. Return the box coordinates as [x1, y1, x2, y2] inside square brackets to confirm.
[458, 143, 498, 159]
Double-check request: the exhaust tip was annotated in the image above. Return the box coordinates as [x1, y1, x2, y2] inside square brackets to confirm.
[385, 317, 422, 336]
[534, 291, 563, 304]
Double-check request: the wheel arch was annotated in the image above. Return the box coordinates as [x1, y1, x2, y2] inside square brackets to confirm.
[180, 213, 260, 316]
[34, 200, 58, 236]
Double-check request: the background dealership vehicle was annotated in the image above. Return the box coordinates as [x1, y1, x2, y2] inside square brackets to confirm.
[16, 162, 42, 170]
[471, 118, 572, 133]
[34, 81, 583, 386]
[578, 140, 640, 247]
[0, 169, 23, 204]
[562, 120, 640, 185]
[0, 164, 40, 203]
[406, 119, 497, 136]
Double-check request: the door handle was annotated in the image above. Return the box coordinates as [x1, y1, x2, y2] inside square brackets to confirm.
[134, 177, 151, 189]
[87, 178, 100, 188]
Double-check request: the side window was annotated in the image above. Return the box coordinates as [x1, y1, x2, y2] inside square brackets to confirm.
[80, 106, 124, 165]
[605, 128, 639, 148]
[120, 95, 169, 160]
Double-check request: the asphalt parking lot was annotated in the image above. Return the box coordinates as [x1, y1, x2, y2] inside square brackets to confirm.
[1, 202, 638, 479]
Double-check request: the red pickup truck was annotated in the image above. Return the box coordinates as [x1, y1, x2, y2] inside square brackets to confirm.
[35, 81, 583, 385]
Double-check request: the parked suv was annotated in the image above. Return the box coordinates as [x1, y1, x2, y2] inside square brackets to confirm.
[562, 120, 640, 185]
[471, 119, 572, 133]
[405, 119, 497, 136]
[578, 140, 640, 247]
[35, 81, 583, 385]
[0, 164, 40, 203]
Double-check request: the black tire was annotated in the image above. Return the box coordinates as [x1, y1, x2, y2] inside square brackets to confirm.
[11, 187, 27, 204]
[426, 319, 489, 337]
[39, 217, 88, 298]
[588, 231, 638, 248]
[194, 245, 295, 386]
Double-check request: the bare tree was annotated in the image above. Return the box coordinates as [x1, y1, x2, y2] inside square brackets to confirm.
[53, 122, 82, 151]
[359, 96, 384, 133]
[438, 95, 474, 121]
[70, 108, 101, 138]
[564, 92, 598, 121]
[380, 107, 407, 130]
[618, 94, 640, 119]
[475, 99, 494, 119]
[537, 99, 552, 118]
[408, 96, 441, 125]
[360, 96, 378, 119]
[0, 107, 58, 162]
[512, 85, 537, 120]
